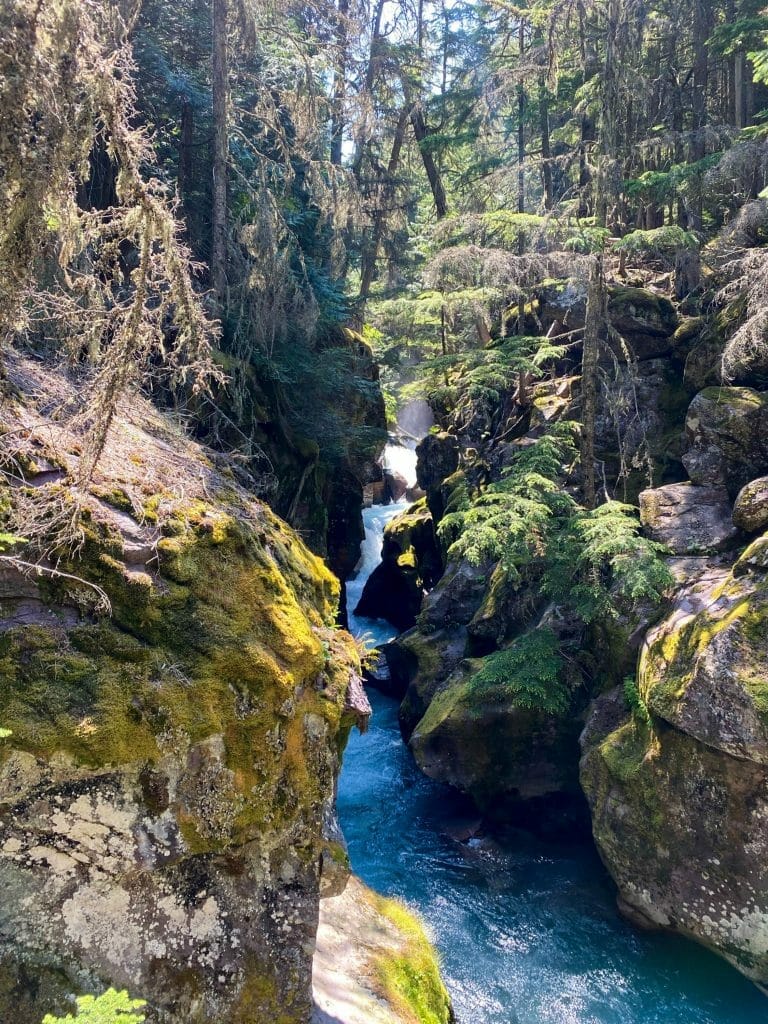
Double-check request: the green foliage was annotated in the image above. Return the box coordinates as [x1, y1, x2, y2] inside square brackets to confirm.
[42, 990, 146, 1024]
[623, 675, 651, 725]
[612, 226, 699, 259]
[439, 426, 578, 573]
[472, 629, 569, 714]
[562, 226, 611, 254]
[0, 728, 11, 739]
[544, 501, 674, 623]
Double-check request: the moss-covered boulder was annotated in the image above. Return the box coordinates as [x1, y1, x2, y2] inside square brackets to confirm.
[581, 555, 768, 986]
[733, 476, 768, 534]
[312, 876, 452, 1024]
[0, 356, 363, 1024]
[682, 386, 768, 497]
[539, 281, 679, 361]
[408, 656, 583, 818]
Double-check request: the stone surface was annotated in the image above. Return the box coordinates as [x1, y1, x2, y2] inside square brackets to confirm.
[539, 282, 680, 361]
[355, 500, 441, 632]
[733, 476, 768, 534]
[312, 877, 452, 1024]
[416, 432, 460, 519]
[0, 355, 362, 1024]
[408, 659, 583, 814]
[581, 556, 768, 986]
[639, 482, 739, 554]
[682, 386, 768, 497]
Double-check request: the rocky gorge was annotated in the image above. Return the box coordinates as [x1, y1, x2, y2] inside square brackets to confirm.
[357, 272, 768, 994]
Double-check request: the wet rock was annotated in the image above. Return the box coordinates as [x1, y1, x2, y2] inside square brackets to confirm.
[354, 500, 441, 632]
[733, 476, 768, 534]
[382, 467, 409, 502]
[408, 657, 583, 817]
[639, 482, 739, 554]
[682, 386, 768, 497]
[416, 432, 460, 518]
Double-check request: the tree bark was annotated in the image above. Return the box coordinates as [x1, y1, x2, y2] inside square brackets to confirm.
[211, 0, 228, 308]
[358, 106, 409, 305]
[330, 0, 349, 166]
[539, 76, 553, 210]
[410, 104, 449, 219]
[179, 99, 193, 199]
[517, 19, 526, 215]
[581, 255, 605, 509]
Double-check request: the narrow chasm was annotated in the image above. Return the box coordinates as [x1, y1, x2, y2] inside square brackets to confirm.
[330, 439, 767, 1024]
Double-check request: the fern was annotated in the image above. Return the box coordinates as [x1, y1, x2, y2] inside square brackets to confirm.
[439, 425, 578, 570]
[472, 629, 569, 714]
[544, 501, 674, 623]
[623, 676, 651, 725]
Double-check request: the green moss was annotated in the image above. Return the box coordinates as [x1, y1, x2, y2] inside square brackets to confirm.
[673, 316, 704, 346]
[640, 572, 768, 729]
[608, 286, 678, 330]
[367, 892, 452, 1024]
[0, 486, 354, 851]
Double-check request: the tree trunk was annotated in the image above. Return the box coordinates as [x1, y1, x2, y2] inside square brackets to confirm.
[581, 255, 605, 509]
[517, 19, 526, 215]
[539, 76, 553, 209]
[179, 99, 193, 199]
[211, 0, 228, 308]
[330, 0, 349, 166]
[675, 249, 701, 300]
[690, 0, 711, 229]
[410, 105, 449, 219]
[358, 107, 409, 305]
[734, 50, 744, 129]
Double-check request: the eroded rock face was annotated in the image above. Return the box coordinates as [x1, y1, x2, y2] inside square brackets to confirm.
[639, 482, 739, 554]
[682, 387, 768, 497]
[408, 660, 582, 814]
[416, 432, 459, 518]
[581, 554, 768, 986]
[0, 357, 360, 1024]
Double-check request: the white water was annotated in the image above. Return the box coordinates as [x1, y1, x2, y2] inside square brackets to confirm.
[346, 443, 418, 647]
[346, 500, 410, 647]
[381, 443, 418, 488]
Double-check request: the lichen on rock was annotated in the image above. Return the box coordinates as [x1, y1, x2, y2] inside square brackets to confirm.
[0, 355, 363, 1024]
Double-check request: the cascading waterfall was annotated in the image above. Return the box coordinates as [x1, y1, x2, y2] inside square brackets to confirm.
[346, 443, 419, 646]
[338, 447, 767, 1024]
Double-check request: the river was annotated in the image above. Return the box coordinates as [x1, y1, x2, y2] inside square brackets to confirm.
[340, 457, 767, 1024]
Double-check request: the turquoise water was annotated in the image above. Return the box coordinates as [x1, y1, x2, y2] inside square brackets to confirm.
[337, 691, 768, 1023]
[341, 488, 766, 1022]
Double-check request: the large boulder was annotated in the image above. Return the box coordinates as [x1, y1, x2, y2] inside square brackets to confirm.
[539, 282, 679, 362]
[733, 476, 768, 534]
[639, 482, 739, 554]
[682, 386, 768, 497]
[581, 554, 768, 986]
[0, 356, 361, 1024]
[408, 657, 583, 818]
[312, 876, 452, 1024]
